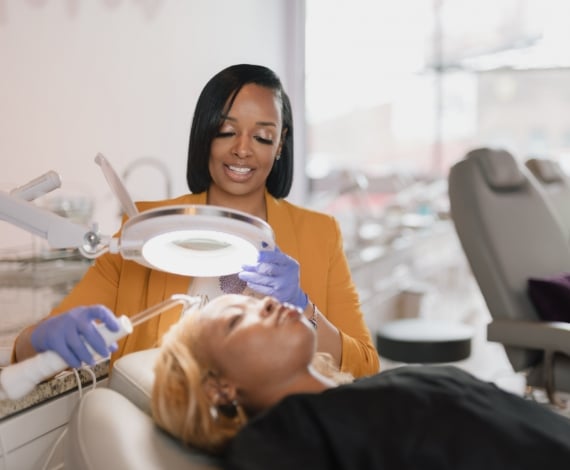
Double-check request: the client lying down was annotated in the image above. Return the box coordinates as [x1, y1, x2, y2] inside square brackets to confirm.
[151, 294, 570, 469]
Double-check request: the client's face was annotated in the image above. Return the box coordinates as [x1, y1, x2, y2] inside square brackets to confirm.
[198, 295, 315, 391]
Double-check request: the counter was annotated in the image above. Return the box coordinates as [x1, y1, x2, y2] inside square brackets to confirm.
[0, 360, 109, 469]
[0, 359, 109, 420]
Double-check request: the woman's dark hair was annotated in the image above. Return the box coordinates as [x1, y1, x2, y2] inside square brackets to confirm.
[186, 64, 294, 198]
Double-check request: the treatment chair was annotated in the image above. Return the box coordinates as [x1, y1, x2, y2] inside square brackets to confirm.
[107, 347, 158, 415]
[448, 148, 570, 405]
[64, 387, 222, 469]
[64, 348, 223, 469]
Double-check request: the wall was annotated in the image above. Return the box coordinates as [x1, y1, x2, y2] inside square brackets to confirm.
[0, 0, 304, 252]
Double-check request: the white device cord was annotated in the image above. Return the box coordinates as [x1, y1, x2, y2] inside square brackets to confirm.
[39, 364, 98, 470]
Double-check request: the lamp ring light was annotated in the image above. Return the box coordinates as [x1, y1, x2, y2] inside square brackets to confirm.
[109, 204, 275, 277]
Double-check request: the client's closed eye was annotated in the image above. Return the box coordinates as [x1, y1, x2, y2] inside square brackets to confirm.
[228, 314, 242, 331]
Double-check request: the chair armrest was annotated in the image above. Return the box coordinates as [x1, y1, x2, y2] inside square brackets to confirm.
[487, 319, 570, 356]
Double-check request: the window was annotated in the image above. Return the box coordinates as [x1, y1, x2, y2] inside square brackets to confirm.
[305, 0, 570, 190]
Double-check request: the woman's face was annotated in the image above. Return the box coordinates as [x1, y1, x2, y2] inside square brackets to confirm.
[208, 84, 284, 203]
[197, 295, 315, 391]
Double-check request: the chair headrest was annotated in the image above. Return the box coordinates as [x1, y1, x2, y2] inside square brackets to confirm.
[64, 387, 223, 469]
[466, 148, 526, 190]
[525, 158, 565, 184]
[108, 348, 159, 415]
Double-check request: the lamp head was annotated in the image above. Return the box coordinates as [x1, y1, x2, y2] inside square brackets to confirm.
[111, 205, 275, 277]
[1, 154, 274, 277]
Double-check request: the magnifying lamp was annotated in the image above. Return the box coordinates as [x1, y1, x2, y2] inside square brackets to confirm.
[113, 204, 274, 276]
[0, 153, 275, 276]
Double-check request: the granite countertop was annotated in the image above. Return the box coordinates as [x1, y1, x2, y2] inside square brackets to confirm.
[0, 359, 109, 420]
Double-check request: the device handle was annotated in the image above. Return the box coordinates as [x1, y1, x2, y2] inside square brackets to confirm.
[10, 170, 61, 201]
[0, 316, 133, 401]
[95, 153, 139, 218]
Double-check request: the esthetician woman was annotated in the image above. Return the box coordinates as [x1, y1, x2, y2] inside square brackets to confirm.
[12, 64, 379, 378]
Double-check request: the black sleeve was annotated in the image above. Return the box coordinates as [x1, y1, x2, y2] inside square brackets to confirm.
[224, 366, 570, 470]
[223, 397, 337, 470]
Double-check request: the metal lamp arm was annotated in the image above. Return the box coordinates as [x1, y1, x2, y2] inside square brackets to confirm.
[0, 190, 105, 256]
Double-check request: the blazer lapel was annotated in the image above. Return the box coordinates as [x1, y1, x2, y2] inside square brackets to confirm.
[265, 192, 300, 260]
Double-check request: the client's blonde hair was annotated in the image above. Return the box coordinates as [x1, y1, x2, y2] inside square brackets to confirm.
[151, 311, 353, 454]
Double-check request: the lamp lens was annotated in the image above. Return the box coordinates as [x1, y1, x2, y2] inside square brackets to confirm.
[142, 230, 259, 277]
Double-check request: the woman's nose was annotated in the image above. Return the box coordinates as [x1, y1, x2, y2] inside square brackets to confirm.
[232, 135, 252, 159]
[259, 297, 277, 318]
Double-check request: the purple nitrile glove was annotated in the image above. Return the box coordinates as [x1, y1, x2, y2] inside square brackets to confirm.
[238, 246, 308, 310]
[30, 305, 120, 368]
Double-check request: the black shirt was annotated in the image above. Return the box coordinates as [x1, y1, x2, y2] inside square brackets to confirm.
[225, 366, 570, 470]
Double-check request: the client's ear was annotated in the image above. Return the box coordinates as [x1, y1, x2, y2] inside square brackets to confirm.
[203, 372, 237, 406]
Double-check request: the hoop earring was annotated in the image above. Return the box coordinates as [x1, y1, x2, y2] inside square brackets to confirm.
[216, 400, 247, 425]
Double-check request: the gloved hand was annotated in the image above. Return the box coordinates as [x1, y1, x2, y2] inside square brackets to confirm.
[238, 246, 308, 310]
[30, 305, 120, 368]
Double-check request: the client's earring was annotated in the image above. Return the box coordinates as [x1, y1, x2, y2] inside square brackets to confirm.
[217, 400, 247, 424]
[218, 400, 238, 419]
[234, 400, 247, 424]
[275, 154, 281, 161]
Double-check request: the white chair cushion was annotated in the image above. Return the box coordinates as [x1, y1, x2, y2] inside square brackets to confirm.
[65, 387, 222, 469]
[108, 348, 159, 415]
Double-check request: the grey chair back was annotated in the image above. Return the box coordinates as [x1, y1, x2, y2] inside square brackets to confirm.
[448, 148, 570, 372]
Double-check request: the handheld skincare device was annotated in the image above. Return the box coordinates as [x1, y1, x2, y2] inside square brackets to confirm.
[0, 294, 199, 401]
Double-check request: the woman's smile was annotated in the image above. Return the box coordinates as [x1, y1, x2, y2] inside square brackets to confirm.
[224, 163, 255, 181]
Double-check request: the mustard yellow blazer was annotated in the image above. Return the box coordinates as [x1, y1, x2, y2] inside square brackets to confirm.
[43, 192, 379, 377]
